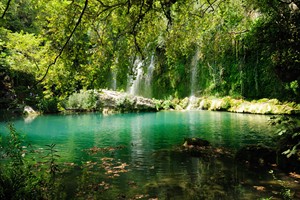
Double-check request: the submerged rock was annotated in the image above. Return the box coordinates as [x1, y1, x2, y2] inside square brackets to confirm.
[181, 138, 232, 158]
[183, 137, 210, 148]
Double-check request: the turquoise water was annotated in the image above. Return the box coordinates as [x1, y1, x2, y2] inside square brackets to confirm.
[0, 111, 293, 199]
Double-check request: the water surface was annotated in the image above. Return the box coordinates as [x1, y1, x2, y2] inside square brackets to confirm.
[0, 111, 295, 199]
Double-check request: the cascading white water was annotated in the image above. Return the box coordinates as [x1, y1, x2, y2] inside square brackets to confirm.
[111, 70, 117, 91]
[190, 49, 199, 96]
[127, 56, 155, 98]
[186, 95, 197, 110]
[128, 58, 144, 96]
[187, 49, 199, 110]
[111, 57, 118, 91]
[145, 55, 155, 98]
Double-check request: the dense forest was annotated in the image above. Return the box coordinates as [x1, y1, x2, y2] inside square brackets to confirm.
[0, 0, 300, 112]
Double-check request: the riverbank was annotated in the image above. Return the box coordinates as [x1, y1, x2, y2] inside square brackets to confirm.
[63, 89, 300, 115]
[160, 96, 300, 115]
[2, 89, 300, 116]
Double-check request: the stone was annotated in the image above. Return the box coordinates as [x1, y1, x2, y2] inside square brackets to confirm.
[23, 106, 39, 116]
[98, 89, 157, 113]
[183, 137, 210, 148]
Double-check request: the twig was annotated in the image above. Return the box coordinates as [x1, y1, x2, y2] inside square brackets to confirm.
[1, 0, 12, 18]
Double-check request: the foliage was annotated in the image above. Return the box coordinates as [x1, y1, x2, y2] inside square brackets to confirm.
[160, 99, 175, 110]
[115, 94, 136, 111]
[1, 0, 300, 112]
[0, 123, 64, 199]
[36, 97, 59, 113]
[269, 116, 300, 172]
[44, 144, 60, 177]
[65, 90, 99, 111]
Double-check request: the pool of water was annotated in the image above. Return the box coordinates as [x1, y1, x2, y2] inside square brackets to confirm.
[0, 111, 297, 199]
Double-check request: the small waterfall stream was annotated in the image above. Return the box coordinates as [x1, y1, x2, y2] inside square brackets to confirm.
[127, 56, 155, 98]
[110, 57, 118, 91]
[111, 70, 117, 91]
[145, 55, 155, 97]
[190, 48, 199, 96]
[128, 59, 143, 96]
[187, 49, 199, 110]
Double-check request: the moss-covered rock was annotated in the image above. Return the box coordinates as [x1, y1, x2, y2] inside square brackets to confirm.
[179, 97, 189, 109]
[198, 98, 211, 110]
[228, 99, 299, 115]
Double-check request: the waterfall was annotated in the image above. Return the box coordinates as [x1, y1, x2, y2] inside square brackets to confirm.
[187, 49, 199, 110]
[128, 58, 144, 96]
[186, 95, 197, 110]
[111, 57, 118, 91]
[145, 55, 155, 98]
[127, 56, 155, 98]
[190, 49, 199, 96]
[111, 70, 117, 90]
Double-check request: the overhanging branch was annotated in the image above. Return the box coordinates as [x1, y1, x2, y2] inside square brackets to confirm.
[35, 0, 89, 86]
[1, 0, 12, 18]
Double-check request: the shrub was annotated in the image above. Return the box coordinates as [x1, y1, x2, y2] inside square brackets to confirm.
[221, 96, 232, 110]
[115, 95, 136, 111]
[37, 97, 59, 113]
[66, 90, 99, 111]
[161, 100, 175, 110]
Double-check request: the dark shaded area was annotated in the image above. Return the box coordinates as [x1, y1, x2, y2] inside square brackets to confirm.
[277, 127, 300, 173]
[0, 66, 38, 111]
[235, 144, 276, 168]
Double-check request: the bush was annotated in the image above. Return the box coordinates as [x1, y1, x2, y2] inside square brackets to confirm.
[66, 90, 99, 111]
[221, 96, 232, 110]
[37, 97, 59, 113]
[161, 100, 175, 110]
[115, 95, 136, 111]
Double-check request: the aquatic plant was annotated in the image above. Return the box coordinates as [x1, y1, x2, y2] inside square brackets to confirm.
[44, 143, 60, 177]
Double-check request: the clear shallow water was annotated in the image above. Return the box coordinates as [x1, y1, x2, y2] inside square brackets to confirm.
[0, 111, 295, 199]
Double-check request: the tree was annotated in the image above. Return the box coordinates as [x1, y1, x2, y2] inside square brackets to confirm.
[1, 0, 300, 111]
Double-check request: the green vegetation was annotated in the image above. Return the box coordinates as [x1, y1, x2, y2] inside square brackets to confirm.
[0, 124, 64, 199]
[65, 90, 99, 111]
[270, 116, 300, 173]
[157, 96, 300, 115]
[0, 0, 299, 112]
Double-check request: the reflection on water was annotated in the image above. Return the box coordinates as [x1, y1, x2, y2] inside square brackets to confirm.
[0, 111, 298, 199]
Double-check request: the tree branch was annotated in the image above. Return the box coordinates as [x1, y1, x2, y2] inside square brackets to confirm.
[35, 0, 89, 86]
[1, 0, 12, 18]
[190, 0, 221, 18]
